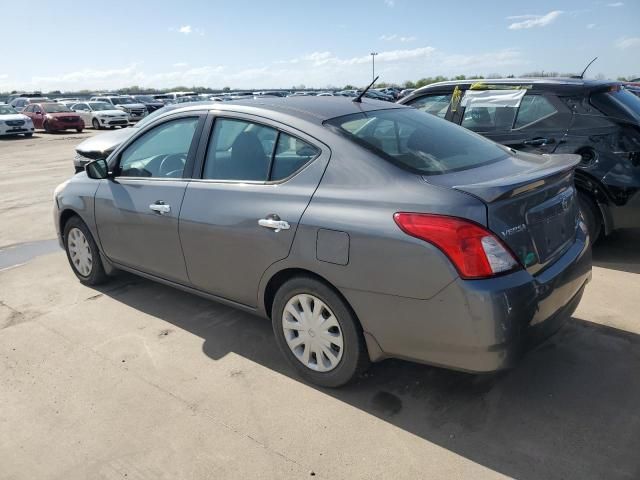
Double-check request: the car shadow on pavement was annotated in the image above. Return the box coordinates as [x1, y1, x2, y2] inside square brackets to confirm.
[592, 229, 640, 274]
[97, 275, 640, 480]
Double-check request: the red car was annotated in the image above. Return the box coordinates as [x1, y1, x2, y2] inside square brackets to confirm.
[22, 102, 84, 133]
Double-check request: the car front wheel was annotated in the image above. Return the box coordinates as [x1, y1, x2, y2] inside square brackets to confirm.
[272, 276, 369, 387]
[63, 216, 109, 285]
[92, 118, 101, 130]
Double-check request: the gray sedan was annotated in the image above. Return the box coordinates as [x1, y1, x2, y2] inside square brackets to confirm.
[53, 97, 591, 387]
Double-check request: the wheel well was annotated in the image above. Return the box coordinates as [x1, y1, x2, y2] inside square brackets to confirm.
[59, 209, 79, 236]
[263, 268, 353, 321]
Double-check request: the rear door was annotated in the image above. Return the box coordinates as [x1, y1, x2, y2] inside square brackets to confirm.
[454, 89, 571, 154]
[179, 113, 330, 307]
[95, 112, 205, 283]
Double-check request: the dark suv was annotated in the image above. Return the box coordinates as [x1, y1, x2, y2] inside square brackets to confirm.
[399, 78, 640, 241]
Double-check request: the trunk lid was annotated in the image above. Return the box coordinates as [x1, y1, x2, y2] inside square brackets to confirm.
[424, 149, 581, 273]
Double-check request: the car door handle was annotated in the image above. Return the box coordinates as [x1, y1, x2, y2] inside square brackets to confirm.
[149, 202, 171, 214]
[523, 137, 555, 146]
[258, 217, 290, 232]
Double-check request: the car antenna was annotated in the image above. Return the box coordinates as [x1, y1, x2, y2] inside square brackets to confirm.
[353, 76, 379, 103]
[575, 57, 598, 79]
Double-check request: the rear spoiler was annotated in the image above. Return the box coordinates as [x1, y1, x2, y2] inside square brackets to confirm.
[452, 153, 581, 203]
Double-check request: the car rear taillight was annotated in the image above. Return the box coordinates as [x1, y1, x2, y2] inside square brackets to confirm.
[393, 213, 520, 279]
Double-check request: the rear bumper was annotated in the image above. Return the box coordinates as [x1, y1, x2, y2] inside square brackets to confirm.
[344, 230, 592, 372]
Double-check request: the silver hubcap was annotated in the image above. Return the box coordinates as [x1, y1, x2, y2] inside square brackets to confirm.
[67, 227, 93, 277]
[282, 294, 344, 372]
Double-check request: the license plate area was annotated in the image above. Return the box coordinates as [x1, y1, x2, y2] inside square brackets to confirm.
[526, 188, 576, 262]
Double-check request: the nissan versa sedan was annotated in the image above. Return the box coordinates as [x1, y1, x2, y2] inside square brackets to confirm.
[53, 97, 592, 387]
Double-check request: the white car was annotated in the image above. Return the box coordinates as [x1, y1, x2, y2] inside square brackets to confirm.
[0, 104, 35, 137]
[72, 102, 130, 129]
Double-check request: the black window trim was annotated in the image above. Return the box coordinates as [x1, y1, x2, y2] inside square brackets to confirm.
[192, 111, 323, 185]
[108, 111, 206, 182]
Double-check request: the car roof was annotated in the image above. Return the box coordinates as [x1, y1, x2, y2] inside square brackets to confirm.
[149, 97, 405, 125]
[410, 77, 622, 96]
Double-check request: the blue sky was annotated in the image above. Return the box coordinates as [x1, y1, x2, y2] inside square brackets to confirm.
[2, 0, 639, 91]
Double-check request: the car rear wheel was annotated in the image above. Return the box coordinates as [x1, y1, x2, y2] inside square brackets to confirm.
[24, 133, 33, 138]
[43, 121, 53, 133]
[63, 216, 109, 285]
[272, 276, 369, 387]
[577, 191, 602, 245]
[92, 118, 101, 130]
[76, 128, 83, 133]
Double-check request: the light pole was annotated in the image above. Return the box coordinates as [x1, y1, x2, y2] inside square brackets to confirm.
[370, 52, 378, 83]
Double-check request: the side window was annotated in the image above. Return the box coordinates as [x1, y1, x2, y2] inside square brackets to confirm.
[408, 94, 452, 118]
[461, 105, 517, 132]
[75, 104, 88, 111]
[118, 117, 199, 178]
[203, 118, 277, 181]
[514, 95, 558, 129]
[271, 133, 319, 180]
[23, 105, 33, 113]
[33, 105, 42, 113]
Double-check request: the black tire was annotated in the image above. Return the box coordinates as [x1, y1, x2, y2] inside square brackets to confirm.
[92, 118, 101, 130]
[43, 121, 52, 133]
[272, 276, 369, 387]
[76, 128, 83, 133]
[63, 216, 109, 286]
[577, 191, 602, 244]
[24, 133, 33, 138]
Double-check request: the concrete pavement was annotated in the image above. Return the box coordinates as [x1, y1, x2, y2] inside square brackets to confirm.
[1, 132, 639, 479]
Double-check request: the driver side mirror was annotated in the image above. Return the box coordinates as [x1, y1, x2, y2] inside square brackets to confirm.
[85, 159, 110, 179]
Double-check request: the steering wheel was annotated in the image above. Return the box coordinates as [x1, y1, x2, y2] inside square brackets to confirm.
[158, 153, 187, 177]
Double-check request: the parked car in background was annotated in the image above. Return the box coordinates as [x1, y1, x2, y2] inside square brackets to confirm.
[0, 104, 35, 137]
[152, 92, 199, 104]
[131, 95, 165, 113]
[398, 88, 415, 99]
[72, 104, 182, 172]
[399, 78, 640, 241]
[22, 102, 84, 132]
[56, 99, 84, 109]
[72, 101, 129, 129]
[89, 95, 147, 123]
[55, 97, 590, 387]
[9, 97, 51, 112]
[254, 91, 288, 97]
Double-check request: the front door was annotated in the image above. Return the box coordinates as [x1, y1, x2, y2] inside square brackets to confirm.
[179, 114, 329, 307]
[94, 114, 204, 284]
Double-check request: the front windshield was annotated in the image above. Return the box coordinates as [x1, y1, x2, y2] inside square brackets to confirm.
[42, 103, 71, 113]
[0, 105, 18, 115]
[134, 96, 154, 102]
[325, 108, 508, 175]
[89, 102, 115, 111]
[111, 97, 135, 105]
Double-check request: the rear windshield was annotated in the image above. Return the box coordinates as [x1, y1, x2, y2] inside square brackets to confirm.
[591, 88, 640, 123]
[325, 108, 508, 175]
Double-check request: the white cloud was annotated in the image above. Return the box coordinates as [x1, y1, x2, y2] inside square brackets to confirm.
[178, 25, 192, 34]
[607, 2, 624, 7]
[616, 37, 640, 49]
[384, 0, 395, 7]
[587, 23, 596, 29]
[507, 10, 563, 29]
[380, 34, 416, 42]
[0, 74, 8, 80]
[2, 46, 527, 91]
[172, 62, 189, 68]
